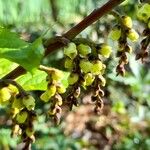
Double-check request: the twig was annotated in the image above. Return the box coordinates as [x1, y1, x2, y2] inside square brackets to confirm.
[2, 0, 125, 80]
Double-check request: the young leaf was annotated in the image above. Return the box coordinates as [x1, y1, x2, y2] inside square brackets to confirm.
[16, 69, 69, 91]
[0, 27, 27, 48]
[0, 37, 44, 72]
[16, 69, 47, 91]
[0, 59, 18, 78]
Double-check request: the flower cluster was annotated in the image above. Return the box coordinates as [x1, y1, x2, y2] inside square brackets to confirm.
[0, 85, 36, 146]
[40, 68, 66, 124]
[63, 40, 111, 113]
[109, 14, 139, 76]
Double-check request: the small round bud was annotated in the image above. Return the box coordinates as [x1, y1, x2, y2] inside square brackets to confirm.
[127, 29, 139, 42]
[12, 97, 24, 110]
[13, 124, 22, 136]
[68, 73, 79, 85]
[26, 128, 34, 137]
[40, 91, 49, 102]
[91, 60, 103, 75]
[99, 89, 105, 97]
[77, 44, 91, 57]
[64, 42, 77, 59]
[64, 57, 73, 69]
[51, 70, 63, 81]
[16, 111, 28, 124]
[83, 73, 95, 86]
[79, 59, 93, 73]
[55, 94, 63, 106]
[98, 44, 112, 58]
[47, 84, 57, 98]
[109, 27, 121, 41]
[0, 87, 11, 104]
[121, 16, 132, 28]
[101, 64, 106, 75]
[22, 95, 35, 111]
[48, 108, 56, 115]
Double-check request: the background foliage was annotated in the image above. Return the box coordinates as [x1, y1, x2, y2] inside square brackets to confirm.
[0, 0, 150, 150]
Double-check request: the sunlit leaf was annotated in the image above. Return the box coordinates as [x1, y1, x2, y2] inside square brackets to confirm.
[0, 28, 44, 71]
[16, 69, 69, 91]
[0, 59, 18, 78]
[16, 69, 47, 91]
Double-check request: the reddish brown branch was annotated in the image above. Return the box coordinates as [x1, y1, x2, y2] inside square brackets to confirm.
[2, 66, 26, 80]
[63, 0, 124, 40]
[45, 0, 124, 55]
[2, 0, 124, 80]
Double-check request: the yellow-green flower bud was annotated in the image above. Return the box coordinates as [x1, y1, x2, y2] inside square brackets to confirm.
[68, 73, 79, 85]
[127, 29, 139, 42]
[16, 111, 28, 124]
[23, 95, 35, 111]
[64, 42, 77, 59]
[77, 44, 91, 57]
[121, 16, 132, 28]
[99, 44, 112, 58]
[91, 60, 103, 75]
[109, 27, 121, 41]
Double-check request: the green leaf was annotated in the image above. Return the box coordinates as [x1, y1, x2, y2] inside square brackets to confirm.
[16, 69, 47, 91]
[16, 69, 69, 91]
[0, 59, 18, 78]
[0, 27, 27, 48]
[0, 28, 44, 71]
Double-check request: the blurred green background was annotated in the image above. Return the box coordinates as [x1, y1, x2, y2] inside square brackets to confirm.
[0, 0, 150, 150]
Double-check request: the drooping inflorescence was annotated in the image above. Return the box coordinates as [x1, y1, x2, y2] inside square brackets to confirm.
[0, 1, 149, 149]
[40, 67, 66, 124]
[109, 12, 139, 76]
[0, 83, 36, 147]
[63, 40, 112, 113]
